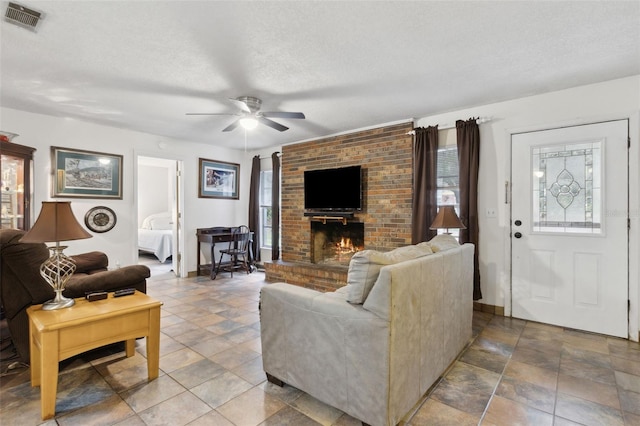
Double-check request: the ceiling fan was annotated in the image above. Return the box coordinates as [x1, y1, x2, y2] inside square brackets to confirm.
[186, 96, 305, 132]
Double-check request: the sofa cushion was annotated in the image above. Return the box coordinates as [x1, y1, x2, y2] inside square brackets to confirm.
[71, 251, 109, 273]
[346, 245, 432, 304]
[428, 234, 460, 252]
[416, 241, 435, 252]
[325, 285, 350, 301]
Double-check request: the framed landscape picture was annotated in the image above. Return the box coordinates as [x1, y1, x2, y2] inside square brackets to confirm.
[51, 147, 123, 199]
[199, 158, 239, 199]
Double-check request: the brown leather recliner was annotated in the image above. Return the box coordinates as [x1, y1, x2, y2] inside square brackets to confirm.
[0, 229, 151, 363]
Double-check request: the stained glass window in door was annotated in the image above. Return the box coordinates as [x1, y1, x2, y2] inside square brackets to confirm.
[531, 140, 602, 234]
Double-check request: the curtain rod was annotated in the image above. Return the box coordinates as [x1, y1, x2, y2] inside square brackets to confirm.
[257, 152, 281, 160]
[406, 117, 491, 135]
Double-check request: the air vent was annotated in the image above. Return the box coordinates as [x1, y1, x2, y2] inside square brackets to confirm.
[4, 2, 43, 31]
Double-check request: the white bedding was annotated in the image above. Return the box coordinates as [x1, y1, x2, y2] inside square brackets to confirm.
[139, 213, 173, 262]
[138, 229, 172, 263]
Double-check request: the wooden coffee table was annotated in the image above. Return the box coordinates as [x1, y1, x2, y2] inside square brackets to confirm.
[27, 291, 162, 420]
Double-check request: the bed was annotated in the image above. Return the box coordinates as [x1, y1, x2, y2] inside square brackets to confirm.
[138, 213, 173, 263]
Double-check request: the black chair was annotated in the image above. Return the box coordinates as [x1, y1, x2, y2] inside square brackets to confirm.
[215, 225, 253, 278]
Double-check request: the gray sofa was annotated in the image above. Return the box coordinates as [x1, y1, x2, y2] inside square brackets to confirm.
[260, 236, 474, 426]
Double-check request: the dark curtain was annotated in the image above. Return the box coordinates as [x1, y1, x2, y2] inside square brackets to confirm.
[248, 155, 261, 262]
[411, 126, 439, 244]
[457, 118, 482, 300]
[271, 152, 281, 261]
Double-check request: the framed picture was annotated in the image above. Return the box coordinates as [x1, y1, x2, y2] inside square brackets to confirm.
[199, 158, 240, 199]
[51, 147, 123, 199]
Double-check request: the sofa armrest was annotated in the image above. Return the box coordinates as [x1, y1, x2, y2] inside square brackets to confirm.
[260, 282, 389, 425]
[261, 282, 319, 311]
[63, 265, 150, 298]
[261, 283, 378, 320]
[71, 251, 109, 273]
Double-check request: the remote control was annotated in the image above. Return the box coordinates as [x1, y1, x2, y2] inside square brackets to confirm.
[86, 291, 108, 302]
[114, 288, 136, 297]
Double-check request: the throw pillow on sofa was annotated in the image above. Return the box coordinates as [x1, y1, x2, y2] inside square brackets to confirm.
[416, 241, 433, 252]
[428, 234, 460, 252]
[346, 244, 432, 304]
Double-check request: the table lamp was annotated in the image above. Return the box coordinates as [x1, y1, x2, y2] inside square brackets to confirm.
[429, 205, 466, 234]
[20, 201, 92, 310]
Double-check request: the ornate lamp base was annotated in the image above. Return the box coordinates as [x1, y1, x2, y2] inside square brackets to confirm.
[40, 246, 77, 311]
[41, 289, 75, 311]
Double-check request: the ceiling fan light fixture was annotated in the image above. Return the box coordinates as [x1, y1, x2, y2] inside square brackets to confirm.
[187, 96, 305, 133]
[239, 117, 258, 130]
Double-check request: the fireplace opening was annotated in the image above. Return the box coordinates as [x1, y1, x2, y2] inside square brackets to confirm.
[311, 221, 364, 266]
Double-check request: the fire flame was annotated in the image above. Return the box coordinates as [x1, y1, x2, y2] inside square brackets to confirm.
[335, 237, 358, 257]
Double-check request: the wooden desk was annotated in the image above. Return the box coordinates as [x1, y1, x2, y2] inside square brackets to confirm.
[197, 226, 234, 279]
[27, 291, 162, 420]
[197, 227, 255, 279]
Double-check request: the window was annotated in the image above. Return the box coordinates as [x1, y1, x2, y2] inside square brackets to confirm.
[531, 140, 601, 234]
[436, 140, 461, 237]
[260, 170, 273, 248]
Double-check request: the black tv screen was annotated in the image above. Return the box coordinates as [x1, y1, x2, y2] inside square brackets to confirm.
[304, 165, 362, 211]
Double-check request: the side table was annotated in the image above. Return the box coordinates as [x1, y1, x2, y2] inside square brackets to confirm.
[27, 291, 162, 420]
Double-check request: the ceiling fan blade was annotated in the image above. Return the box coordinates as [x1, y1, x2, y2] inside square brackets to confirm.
[186, 113, 237, 116]
[228, 97, 251, 113]
[261, 111, 306, 119]
[222, 119, 241, 132]
[258, 117, 289, 132]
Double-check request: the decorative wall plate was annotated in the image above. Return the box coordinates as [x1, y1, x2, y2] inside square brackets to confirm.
[84, 206, 117, 233]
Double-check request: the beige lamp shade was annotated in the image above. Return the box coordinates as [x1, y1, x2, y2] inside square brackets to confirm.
[429, 205, 466, 231]
[20, 201, 92, 243]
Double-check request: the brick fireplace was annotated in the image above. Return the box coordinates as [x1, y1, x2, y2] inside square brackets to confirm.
[264, 122, 414, 291]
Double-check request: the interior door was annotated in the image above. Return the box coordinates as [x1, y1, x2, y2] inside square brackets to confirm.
[172, 161, 182, 277]
[511, 120, 628, 338]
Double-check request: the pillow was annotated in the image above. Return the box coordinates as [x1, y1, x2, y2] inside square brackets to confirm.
[324, 285, 350, 301]
[141, 213, 172, 230]
[415, 241, 435, 254]
[346, 245, 431, 304]
[141, 216, 152, 229]
[384, 244, 432, 262]
[428, 234, 460, 252]
[149, 215, 172, 230]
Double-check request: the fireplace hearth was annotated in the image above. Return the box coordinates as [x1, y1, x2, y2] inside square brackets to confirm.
[311, 221, 364, 266]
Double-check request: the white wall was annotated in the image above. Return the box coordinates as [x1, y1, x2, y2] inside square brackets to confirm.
[0, 107, 252, 275]
[415, 75, 640, 339]
[137, 162, 171, 226]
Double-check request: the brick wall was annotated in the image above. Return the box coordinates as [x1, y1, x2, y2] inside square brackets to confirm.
[281, 122, 414, 265]
[263, 261, 349, 292]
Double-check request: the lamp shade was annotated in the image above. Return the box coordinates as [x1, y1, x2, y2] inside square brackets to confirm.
[20, 201, 92, 243]
[429, 206, 467, 230]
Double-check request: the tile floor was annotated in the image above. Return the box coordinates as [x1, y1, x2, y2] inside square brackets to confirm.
[1, 264, 639, 426]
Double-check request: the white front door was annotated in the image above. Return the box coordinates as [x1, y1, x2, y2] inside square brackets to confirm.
[511, 120, 628, 338]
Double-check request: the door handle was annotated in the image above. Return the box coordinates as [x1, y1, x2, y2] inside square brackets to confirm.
[514, 232, 522, 239]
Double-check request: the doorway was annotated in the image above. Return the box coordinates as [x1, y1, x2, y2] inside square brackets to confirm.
[137, 156, 183, 277]
[510, 120, 629, 337]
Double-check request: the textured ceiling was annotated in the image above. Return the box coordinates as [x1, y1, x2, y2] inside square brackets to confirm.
[1, 1, 639, 150]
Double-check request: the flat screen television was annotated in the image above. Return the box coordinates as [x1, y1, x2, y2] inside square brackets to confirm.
[304, 165, 362, 211]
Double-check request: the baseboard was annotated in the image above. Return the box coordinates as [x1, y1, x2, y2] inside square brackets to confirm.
[473, 302, 504, 316]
